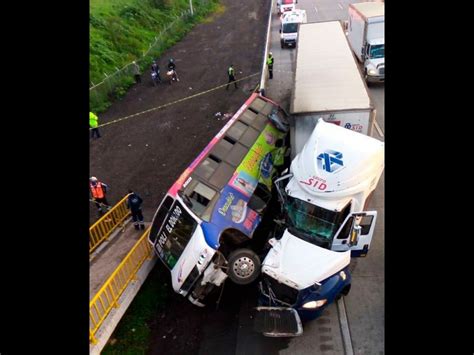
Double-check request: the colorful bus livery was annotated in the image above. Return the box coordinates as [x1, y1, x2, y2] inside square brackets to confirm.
[148, 93, 290, 306]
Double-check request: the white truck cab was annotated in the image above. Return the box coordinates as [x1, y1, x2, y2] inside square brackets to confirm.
[256, 118, 384, 336]
[279, 9, 307, 48]
[271, 118, 384, 256]
[347, 2, 384, 83]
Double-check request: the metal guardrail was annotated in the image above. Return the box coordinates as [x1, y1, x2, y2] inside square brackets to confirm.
[89, 227, 153, 344]
[89, 194, 131, 254]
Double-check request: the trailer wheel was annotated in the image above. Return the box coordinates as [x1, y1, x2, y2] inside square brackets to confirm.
[227, 248, 261, 285]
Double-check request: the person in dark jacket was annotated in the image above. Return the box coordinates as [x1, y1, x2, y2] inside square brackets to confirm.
[167, 58, 179, 82]
[127, 190, 145, 230]
[151, 60, 162, 83]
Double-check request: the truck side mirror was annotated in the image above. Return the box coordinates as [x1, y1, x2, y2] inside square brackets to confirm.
[279, 28, 282, 33]
[348, 225, 361, 247]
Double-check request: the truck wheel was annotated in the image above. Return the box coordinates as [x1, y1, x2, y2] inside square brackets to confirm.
[281, 41, 284, 49]
[227, 248, 261, 285]
[336, 284, 351, 301]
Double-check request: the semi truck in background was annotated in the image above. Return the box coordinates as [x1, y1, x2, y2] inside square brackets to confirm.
[289, 21, 375, 155]
[346, 2, 385, 83]
[279, 9, 307, 48]
[254, 21, 384, 337]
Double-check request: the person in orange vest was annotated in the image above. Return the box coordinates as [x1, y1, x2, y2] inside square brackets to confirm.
[90, 176, 110, 213]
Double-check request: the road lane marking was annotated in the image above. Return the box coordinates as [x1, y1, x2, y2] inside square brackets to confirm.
[374, 119, 384, 138]
[337, 298, 354, 355]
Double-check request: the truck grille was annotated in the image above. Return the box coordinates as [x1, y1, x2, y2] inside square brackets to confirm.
[262, 275, 298, 305]
[254, 307, 302, 336]
[379, 67, 385, 75]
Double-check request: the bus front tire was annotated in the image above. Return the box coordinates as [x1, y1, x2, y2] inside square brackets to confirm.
[227, 249, 261, 285]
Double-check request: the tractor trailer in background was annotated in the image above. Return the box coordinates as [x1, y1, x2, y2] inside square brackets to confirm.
[289, 21, 375, 157]
[347, 2, 385, 83]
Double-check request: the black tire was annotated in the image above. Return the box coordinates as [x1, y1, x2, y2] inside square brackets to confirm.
[227, 248, 261, 285]
[342, 284, 351, 296]
[281, 41, 284, 49]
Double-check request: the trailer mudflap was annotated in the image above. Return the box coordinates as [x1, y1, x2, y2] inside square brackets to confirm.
[254, 307, 303, 337]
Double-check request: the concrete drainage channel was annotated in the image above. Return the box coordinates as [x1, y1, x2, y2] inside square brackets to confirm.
[337, 298, 355, 355]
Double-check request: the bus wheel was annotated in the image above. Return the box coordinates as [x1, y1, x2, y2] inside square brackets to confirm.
[227, 249, 261, 285]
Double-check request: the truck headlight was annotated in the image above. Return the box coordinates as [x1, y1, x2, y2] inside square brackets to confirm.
[368, 69, 377, 75]
[340, 271, 346, 281]
[302, 299, 327, 309]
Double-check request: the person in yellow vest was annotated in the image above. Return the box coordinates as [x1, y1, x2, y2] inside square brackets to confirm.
[267, 52, 274, 79]
[90, 112, 101, 139]
[226, 64, 238, 90]
[90, 176, 110, 213]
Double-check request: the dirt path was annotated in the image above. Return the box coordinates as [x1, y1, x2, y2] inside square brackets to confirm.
[90, 0, 269, 225]
[90, 0, 271, 351]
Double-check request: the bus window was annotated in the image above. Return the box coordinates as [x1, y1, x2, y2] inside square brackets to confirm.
[253, 114, 268, 131]
[213, 137, 235, 160]
[227, 121, 249, 141]
[195, 156, 219, 180]
[259, 102, 273, 116]
[208, 161, 234, 188]
[189, 182, 217, 217]
[240, 109, 257, 126]
[226, 143, 248, 167]
[249, 97, 267, 112]
[239, 126, 260, 148]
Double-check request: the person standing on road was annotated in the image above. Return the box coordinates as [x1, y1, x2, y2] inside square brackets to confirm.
[267, 52, 274, 79]
[127, 190, 145, 230]
[151, 60, 162, 83]
[167, 58, 179, 82]
[90, 112, 101, 139]
[226, 64, 238, 90]
[132, 61, 141, 83]
[90, 177, 110, 214]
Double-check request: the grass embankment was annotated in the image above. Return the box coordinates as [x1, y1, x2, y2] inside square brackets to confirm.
[90, 0, 219, 112]
[101, 265, 167, 354]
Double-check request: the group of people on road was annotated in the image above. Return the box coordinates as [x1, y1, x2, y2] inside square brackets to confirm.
[150, 58, 179, 85]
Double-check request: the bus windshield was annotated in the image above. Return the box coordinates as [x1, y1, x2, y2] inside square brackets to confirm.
[285, 196, 348, 247]
[152, 200, 197, 269]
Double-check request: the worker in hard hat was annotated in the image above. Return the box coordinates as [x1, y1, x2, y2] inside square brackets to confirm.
[89, 177, 110, 214]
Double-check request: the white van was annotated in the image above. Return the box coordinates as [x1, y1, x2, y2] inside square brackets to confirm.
[279, 9, 307, 48]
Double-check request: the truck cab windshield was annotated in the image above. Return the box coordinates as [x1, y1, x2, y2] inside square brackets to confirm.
[368, 44, 384, 59]
[285, 196, 349, 248]
[151, 200, 197, 269]
[283, 23, 298, 33]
